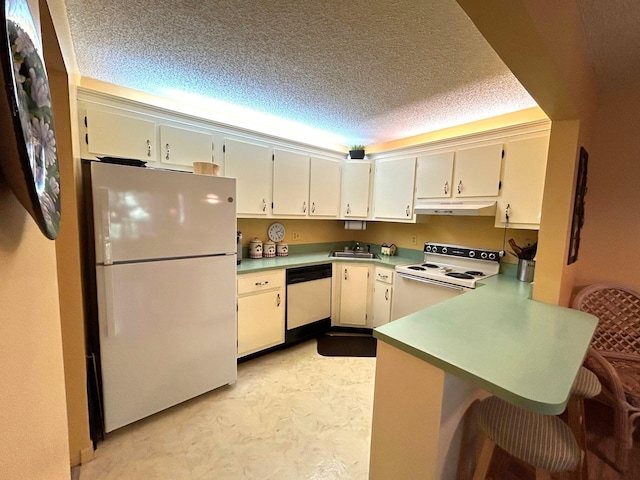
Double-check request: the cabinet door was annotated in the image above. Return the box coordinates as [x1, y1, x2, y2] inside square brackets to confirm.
[496, 135, 550, 228]
[415, 151, 454, 199]
[372, 282, 392, 328]
[85, 107, 156, 161]
[224, 138, 272, 215]
[309, 157, 341, 217]
[237, 289, 284, 357]
[339, 265, 369, 326]
[373, 157, 416, 220]
[341, 161, 371, 218]
[272, 149, 310, 216]
[453, 143, 503, 197]
[159, 125, 213, 167]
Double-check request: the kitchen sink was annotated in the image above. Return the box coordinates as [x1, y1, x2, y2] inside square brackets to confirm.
[330, 251, 380, 259]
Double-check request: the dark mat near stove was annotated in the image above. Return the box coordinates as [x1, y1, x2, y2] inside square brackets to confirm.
[317, 332, 377, 357]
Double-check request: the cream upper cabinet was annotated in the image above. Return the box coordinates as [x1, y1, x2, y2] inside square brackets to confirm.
[85, 107, 156, 161]
[224, 138, 272, 216]
[332, 263, 371, 327]
[309, 157, 341, 217]
[415, 151, 455, 199]
[272, 149, 310, 216]
[372, 157, 416, 221]
[453, 143, 503, 197]
[159, 125, 213, 167]
[341, 161, 371, 218]
[495, 134, 550, 229]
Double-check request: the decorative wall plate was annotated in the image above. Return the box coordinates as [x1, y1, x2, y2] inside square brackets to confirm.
[0, 0, 61, 239]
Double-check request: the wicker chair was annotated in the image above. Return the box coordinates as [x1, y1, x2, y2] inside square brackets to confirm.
[571, 283, 640, 471]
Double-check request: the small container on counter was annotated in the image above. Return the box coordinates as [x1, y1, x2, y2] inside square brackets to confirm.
[249, 238, 263, 258]
[264, 241, 276, 257]
[381, 243, 397, 256]
[276, 242, 289, 256]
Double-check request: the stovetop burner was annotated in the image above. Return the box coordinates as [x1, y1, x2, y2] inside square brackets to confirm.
[446, 272, 474, 280]
[394, 242, 503, 289]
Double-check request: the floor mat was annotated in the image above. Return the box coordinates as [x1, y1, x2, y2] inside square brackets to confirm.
[317, 332, 377, 357]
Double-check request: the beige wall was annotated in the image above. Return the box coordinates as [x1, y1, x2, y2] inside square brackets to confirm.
[0, 187, 70, 479]
[41, 0, 92, 465]
[575, 85, 640, 292]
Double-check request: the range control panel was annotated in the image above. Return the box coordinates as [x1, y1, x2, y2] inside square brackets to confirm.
[424, 242, 504, 262]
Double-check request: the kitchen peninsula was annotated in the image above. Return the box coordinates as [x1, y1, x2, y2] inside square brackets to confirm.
[369, 275, 598, 480]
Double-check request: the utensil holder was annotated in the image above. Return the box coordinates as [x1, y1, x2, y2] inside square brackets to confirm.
[517, 259, 535, 282]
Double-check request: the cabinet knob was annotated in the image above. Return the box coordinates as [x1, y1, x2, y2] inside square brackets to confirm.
[165, 143, 170, 161]
[146, 139, 151, 157]
[262, 199, 267, 212]
[255, 281, 269, 286]
[444, 181, 449, 195]
[385, 288, 389, 301]
[346, 203, 350, 214]
[457, 180, 463, 194]
[344, 269, 348, 280]
[276, 293, 281, 307]
[406, 205, 410, 217]
[303, 201, 307, 213]
[311, 202, 316, 213]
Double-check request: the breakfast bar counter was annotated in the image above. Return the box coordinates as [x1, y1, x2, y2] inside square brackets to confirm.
[369, 274, 598, 480]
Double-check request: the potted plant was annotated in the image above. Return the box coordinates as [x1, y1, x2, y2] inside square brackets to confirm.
[349, 144, 365, 159]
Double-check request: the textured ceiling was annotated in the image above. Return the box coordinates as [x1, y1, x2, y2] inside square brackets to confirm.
[62, 0, 539, 146]
[59, 1, 640, 146]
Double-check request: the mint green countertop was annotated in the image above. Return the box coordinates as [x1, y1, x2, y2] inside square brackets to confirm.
[237, 251, 418, 273]
[374, 275, 598, 414]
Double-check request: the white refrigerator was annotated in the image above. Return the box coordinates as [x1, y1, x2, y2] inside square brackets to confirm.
[90, 161, 237, 432]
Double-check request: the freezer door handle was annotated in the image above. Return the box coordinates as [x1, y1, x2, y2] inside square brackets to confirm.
[99, 188, 113, 265]
[103, 267, 117, 337]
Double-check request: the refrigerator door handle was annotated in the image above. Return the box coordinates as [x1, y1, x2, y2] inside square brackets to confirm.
[99, 188, 113, 266]
[103, 267, 117, 337]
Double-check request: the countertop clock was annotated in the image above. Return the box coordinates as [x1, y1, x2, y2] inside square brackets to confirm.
[267, 222, 286, 242]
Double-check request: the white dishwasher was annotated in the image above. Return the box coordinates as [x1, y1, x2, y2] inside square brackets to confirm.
[285, 263, 332, 344]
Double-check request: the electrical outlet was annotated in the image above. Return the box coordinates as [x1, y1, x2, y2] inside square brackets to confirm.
[410, 235, 417, 245]
[292, 231, 301, 241]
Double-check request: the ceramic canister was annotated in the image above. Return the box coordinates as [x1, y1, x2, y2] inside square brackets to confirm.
[249, 238, 263, 258]
[264, 241, 276, 257]
[276, 242, 289, 256]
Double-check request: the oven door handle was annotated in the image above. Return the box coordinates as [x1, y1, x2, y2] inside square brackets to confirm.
[396, 272, 466, 291]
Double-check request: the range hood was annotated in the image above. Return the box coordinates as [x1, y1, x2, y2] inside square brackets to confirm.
[413, 200, 497, 216]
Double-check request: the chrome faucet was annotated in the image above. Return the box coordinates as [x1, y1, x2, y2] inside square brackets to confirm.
[353, 242, 361, 252]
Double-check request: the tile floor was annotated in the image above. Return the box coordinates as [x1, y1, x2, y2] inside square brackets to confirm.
[79, 340, 376, 480]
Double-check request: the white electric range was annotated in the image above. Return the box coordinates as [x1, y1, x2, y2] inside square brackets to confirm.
[391, 242, 503, 320]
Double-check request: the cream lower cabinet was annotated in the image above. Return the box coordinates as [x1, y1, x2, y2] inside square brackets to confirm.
[372, 267, 394, 327]
[237, 270, 285, 358]
[332, 263, 372, 327]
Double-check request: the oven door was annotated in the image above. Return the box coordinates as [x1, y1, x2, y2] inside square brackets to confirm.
[391, 272, 467, 321]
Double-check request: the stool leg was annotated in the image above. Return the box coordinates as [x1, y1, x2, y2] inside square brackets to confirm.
[534, 469, 552, 480]
[472, 435, 495, 480]
[567, 396, 588, 480]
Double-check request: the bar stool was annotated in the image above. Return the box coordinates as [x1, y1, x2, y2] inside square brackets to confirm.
[472, 367, 601, 480]
[472, 396, 580, 480]
[567, 366, 601, 480]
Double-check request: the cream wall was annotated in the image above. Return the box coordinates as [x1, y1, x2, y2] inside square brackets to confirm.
[575, 85, 640, 292]
[0, 187, 70, 479]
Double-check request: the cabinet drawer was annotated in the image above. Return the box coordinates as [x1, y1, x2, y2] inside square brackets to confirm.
[374, 267, 394, 285]
[238, 270, 285, 295]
